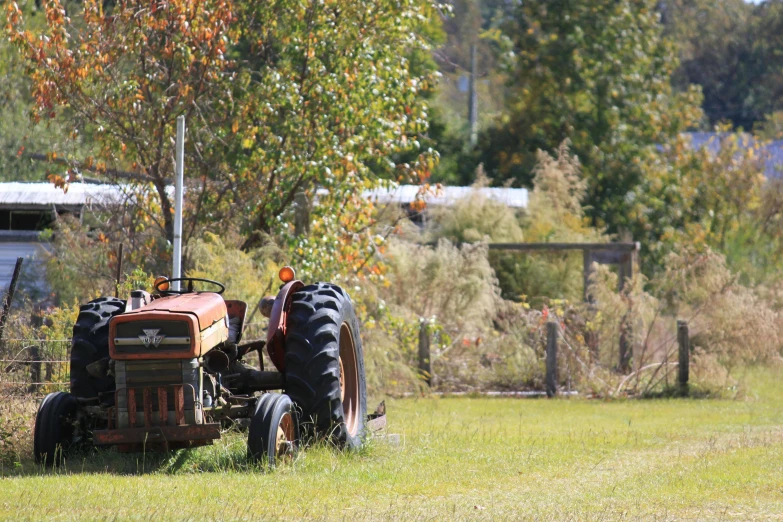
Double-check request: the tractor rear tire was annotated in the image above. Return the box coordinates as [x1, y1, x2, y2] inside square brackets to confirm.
[34, 391, 84, 467]
[70, 297, 126, 401]
[247, 393, 299, 467]
[284, 283, 367, 449]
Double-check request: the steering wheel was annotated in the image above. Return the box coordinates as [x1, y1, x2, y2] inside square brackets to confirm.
[155, 277, 226, 295]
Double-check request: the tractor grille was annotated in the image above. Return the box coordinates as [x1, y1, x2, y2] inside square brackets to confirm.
[113, 320, 192, 356]
[115, 359, 201, 427]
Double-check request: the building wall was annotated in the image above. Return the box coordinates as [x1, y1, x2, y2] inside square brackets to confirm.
[0, 241, 49, 295]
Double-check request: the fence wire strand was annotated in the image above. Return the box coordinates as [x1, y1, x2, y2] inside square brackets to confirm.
[0, 339, 72, 400]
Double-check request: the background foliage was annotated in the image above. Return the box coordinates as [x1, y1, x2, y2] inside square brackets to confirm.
[3, 0, 783, 403]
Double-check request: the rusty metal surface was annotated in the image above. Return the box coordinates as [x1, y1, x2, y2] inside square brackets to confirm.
[143, 388, 153, 426]
[110, 293, 231, 360]
[120, 293, 228, 331]
[205, 403, 252, 422]
[174, 385, 184, 425]
[224, 300, 248, 343]
[157, 386, 167, 425]
[99, 383, 217, 447]
[110, 313, 199, 359]
[93, 423, 221, 445]
[266, 280, 304, 372]
[339, 323, 360, 437]
[128, 389, 137, 428]
[116, 383, 194, 429]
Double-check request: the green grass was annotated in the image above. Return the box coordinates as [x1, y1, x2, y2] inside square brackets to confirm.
[2, 368, 783, 520]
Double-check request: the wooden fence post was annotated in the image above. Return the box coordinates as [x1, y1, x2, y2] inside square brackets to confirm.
[619, 317, 632, 374]
[29, 345, 41, 393]
[0, 257, 23, 349]
[583, 249, 594, 302]
[617, 247, 639, 374]
[546, 321, 558, 398]
[114, 243, 124, 298]
[677, 320, 689, 396]
[418, 321, 431, 386]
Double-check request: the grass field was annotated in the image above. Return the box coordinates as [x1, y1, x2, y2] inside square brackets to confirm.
[1, 368, 783, 520]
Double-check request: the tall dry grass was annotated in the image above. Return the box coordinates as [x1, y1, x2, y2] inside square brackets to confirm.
[0, 396, 36, 467]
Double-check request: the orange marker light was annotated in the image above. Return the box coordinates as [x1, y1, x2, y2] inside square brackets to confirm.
[279, 266, 296, 283]
[154, 276, 170, 292]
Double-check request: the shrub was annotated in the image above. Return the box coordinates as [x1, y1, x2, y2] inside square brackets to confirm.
[428, 173, 525, 245]
[42, 208, 170, 306]
[464, 300, 544, 391]
[186, 233, 283, 309]
[382, 239, 499, 333]
[581, 246, 782, 396]
[0, 398, 34, 468]
[429, 143, 605, 305]
[339, 231, 517, 393]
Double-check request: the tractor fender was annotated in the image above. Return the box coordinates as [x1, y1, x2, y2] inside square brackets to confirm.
[266, 280, 304, 372]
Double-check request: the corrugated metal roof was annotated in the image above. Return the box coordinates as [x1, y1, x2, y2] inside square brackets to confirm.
[363, 185, 529, 208]
[0, 182, 125, 207]
[2, 182, 529, 210]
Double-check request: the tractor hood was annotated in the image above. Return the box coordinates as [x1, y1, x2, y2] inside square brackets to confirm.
[122, 293, 227, 331]
[109, 293, 228, 360]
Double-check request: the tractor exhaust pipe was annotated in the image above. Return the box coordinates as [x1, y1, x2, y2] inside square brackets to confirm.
[172, 115, 185, 291]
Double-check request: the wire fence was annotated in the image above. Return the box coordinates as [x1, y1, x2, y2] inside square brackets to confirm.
[0, 338, 71, 399]
[0, 322, 269, 400]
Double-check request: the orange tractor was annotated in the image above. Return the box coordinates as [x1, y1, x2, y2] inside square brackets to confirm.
[33, 268, 381, 467]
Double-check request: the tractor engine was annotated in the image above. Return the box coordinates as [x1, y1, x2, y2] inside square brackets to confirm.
[108, 292, 230, 429]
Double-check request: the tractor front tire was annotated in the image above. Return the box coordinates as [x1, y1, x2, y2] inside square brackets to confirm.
[284, 283, 367, 449]
[34, 392, 84, 467]
[247, 393, 299, 468]
[70, 297, 126, 401]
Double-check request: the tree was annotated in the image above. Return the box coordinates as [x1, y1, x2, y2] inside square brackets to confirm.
[660, 0, 762, 130]
[632, 131, 783, 282]
[660, 0, 783, 132]
[427, 0, 513, 185]
[7, 0, 237, 245]
[228, 0, 439, 272]
[470, 0, 702, 234]
[0, 16, 73, 182]
[746, 1, 783, 131]
[7, 0, 440, 287]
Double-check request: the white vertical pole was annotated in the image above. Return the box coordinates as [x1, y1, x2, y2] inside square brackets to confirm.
[468, 44, 478, 148]
[172, 115, 185, 291]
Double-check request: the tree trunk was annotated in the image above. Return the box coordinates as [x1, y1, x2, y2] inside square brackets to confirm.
[241, 214, 271, 251]
[154, 179, 174, 244]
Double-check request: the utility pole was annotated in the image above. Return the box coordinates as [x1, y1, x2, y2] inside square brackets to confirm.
[468, 44, 478, 148]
